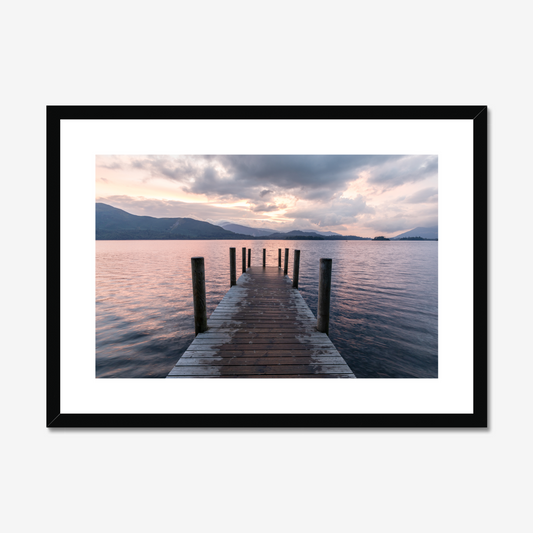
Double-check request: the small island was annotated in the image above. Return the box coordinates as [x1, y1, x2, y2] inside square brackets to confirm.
[373, 236, 390, 241]
[396, 236, 438, 241]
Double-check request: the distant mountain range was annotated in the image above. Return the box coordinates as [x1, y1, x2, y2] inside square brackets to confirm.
[218, 222, 341, 237]
[391, 226, 438, 240]
[96, 203, 437, 241]
[218, 223, 277, 237]
[300, 229, 341, 237]
[96, 203, 249, 240]
[96, 203, 368, 240]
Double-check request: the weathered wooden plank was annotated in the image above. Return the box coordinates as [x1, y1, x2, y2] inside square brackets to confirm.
[210, 308, 313, 313]
[207, 321, 317, 326]
[191, 337, 330, 345]
[191, 338, 331, 345]
[187, 343, 337, 351]
[211, 311, 314, 316]
[214, 301, 311, 306]
[174, 356, 349, 366]
[209, 311, 315, 316]
[204, 328, 322, 334]
[168, 364, 354, 376]
[210, 312, 315, 318]
[207, 323, 318, 329]
[195, 332, 329, 339]
[179, 349, 343, 357]
[208, 316, 315, 321]
[217, 299, 292, 304]
[214, 306, 309, 310]
[211, 304, 310, 308]
[206, 329, 319, 333]
[210, 307, 313, 312]
[212, 313, 315, 318]
[167, 374, 355, 379]
[216, 300, 303, 304]
[212, 310, 286, 314]
[207, 319, 317, 325]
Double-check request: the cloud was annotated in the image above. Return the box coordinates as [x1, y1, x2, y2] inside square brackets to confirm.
[250, 203, 285, 213]
[96, 195, 253, 221]
[402, 187, 438, 203]
[119, 154, 438, 204]
[119, 154, 407, 203]
[366, 213, 439, 234]
[366, 155, 437, 189]
[285, 196, 374, 228]
[96, 156, 123, 170]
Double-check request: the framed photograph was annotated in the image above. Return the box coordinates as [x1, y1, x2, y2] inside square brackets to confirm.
[47, 106, 487, 428]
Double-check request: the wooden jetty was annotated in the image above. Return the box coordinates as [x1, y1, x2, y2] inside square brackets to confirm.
[167, 251, 355, 378]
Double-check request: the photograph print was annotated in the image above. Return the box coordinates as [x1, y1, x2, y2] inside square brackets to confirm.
[95, 154, 438, 379]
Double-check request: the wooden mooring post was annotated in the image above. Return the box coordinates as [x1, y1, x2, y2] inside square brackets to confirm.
[248, 248, 251, 268]
[278, 248, 281, 268]
[292, 249, 300, 288]
[263, 248, 266, 267]
[191, 257, 207, 335]
[229, 247, 236, 286]
[284, 248, 289, 275]
[317, 258, 332, 334]
[242, 247, 246, 273]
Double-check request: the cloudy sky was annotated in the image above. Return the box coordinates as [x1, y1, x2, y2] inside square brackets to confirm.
[96, 154, 437, 237]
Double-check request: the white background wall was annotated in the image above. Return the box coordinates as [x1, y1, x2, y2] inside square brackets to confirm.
[2, 1, 530, 532]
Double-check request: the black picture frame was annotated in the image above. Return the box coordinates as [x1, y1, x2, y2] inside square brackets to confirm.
[47, 105, 487, 428]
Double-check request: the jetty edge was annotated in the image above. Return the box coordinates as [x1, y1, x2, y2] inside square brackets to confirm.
[167, 248, 356, 378]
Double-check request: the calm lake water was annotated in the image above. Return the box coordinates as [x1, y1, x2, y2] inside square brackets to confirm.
[96, 239, 438, 378]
